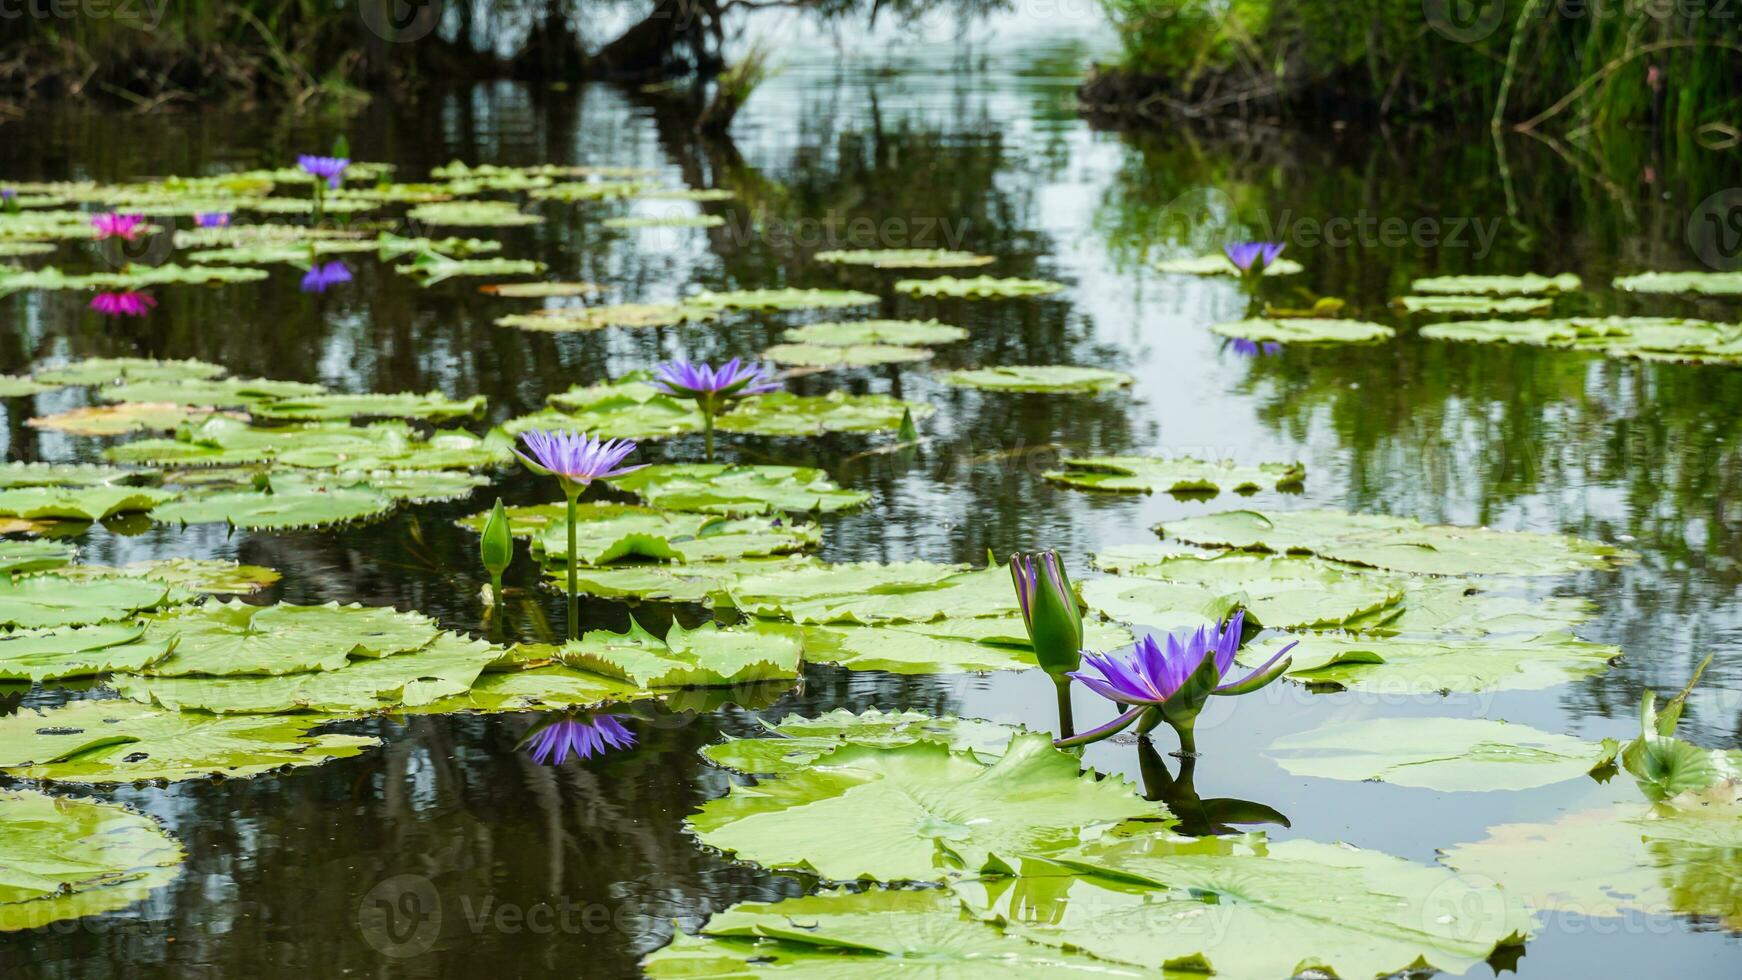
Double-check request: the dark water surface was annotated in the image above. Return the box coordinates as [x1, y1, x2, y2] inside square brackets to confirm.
[3, 22, 1741, 980]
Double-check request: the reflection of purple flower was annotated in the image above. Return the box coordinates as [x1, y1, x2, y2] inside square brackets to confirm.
[1230, 338, 1283, 357]
[523, 713, 636, 765]
[194, 213, 231, 228]
[299, 261, 352, 293]
[514, 429, 643, 487]
[1223, 241, 1285, 275]
[89, 291, 156, 317]
[654, 358, 781, 400]
[297, 154, 350, 189]
[1071, 612, 1293, 707]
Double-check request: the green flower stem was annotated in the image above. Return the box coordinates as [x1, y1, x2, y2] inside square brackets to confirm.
[311, 178, 324, 226]
[1135, 705, 1163, 736]
[702, 408, 716, 462]
[488, 572, 504, 613]
[1053, 675, 1075, 740]
[1170, 716, 1199, 756]
[564, 485, 580, 641]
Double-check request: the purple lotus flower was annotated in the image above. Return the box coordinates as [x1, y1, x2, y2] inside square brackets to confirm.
[300, 261, 352, 294]
[523, 713, 636, 765]
[1073, 612, 1292, 707]
[1231, 338, 1282, 357]
[0, 188, 13, 200]
[1223, 241, 1285, 275]
[297, 154, 350, 189]
[89, 291, 156, 317]
[91, 213, 146, 241]
[514, 429, 643, 487]
[194, 212, 231, 228]
[654, 357, 781, 400]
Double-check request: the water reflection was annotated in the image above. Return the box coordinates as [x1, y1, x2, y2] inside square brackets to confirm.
[520, 711, 637, 765]
[1135, 737, 1290, 837]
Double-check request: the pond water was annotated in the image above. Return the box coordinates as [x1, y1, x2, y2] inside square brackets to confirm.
[3, 15, 1741, 980]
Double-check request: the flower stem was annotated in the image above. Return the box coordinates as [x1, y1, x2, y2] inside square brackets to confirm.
[1135, 705, 1162, 735]
[311, 179, 324, 226]
[1170, 716, 1198, 757]
[702, 407, 715, 462]
[564, 486, 580, 641]
[1053, 675, 1075, 739]
[488, 572, 504, 613]
[1053, 705, 1145, 748]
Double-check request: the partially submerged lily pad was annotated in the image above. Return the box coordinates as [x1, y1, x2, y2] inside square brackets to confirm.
[814, 248, 995, 269]
[0, 622, 174, 681]
[1410, 273, 1581, 295]
[896, 275, 1064, 298]
[0, 540, 76, 577]
[1044, 456, 1304, 495]
[760, 342, 933, 367]
[0, 699, 378, 783]
[603, 464, 869, 515]
[1211, 318, 1395, 344]
[1267, 717, 1616, 791]
[396, 255, 546, 285]
[601, 214, 724, 229]
[0, 789, 184, 931]
[683, 288, 878, 311]
[939, 365, 1133, 393]
[781, 318, 968, 346]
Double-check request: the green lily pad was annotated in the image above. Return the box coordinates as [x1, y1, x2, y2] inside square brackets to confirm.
[1154, 253, 1304, 276]
[0, 486, 176, 521]
[604, 464, 869, 515]
[106, 416, 510, 472]
[728, 560, 1017, 625]
[0, 462, 150, 488]
[0, 576, 172, 628]
[514, 378, 704, 439]
[1613, 271, 1742, 295]
[1159, 508, 1630, 576]
[0, 622, 174, 681]
[563, 557, 821, 605]
[28, 403, 232, 436]
[896, 275, 1064, 298]
[0, 789, 183, 931]
[1410, 273, 1581, 295]
[0, 699, 377, 783]
[1267, 718, 1616, 791]
[529, 180, 654, 201]
[815, 249, 995, 269]
[249, 392, 486, 422]
[938, 366, 1133, 393]
[34, 357, 227, 386]
[601, 214, 724, 229]
[1239, 629, 1618, 694]
[1211, 318, 1395, 344]
[0, 264, 267, 293]
[1421, 316, 1742, 365]
[496, 303, 718, 333]
[527, 619, 802, 689]
[0, 540, 76, 577]
[962, 831, 1532, 979]
[641, 887, 1128, 978]
[0, 242, 57, 257]
[716, 391, 934, 436]
[396, 256, 546, 285]
[641, 899, 1100, 975]
[272, 469, 488, 503]
[1083, 554, 1402, 632]
[151, 487, 395, 529]
[700, 708, 1023, 775]
[422, 663, 651, 714]
[1441, 786, 1742, 928]
[0, 376, 57, 398]
[688, 733, 1165, 882]
[54, 559, 280, 595]
[406, 201, 542, 227]
[684, 288, 878, 311]
[138, 600, 440, 676]
[794, 615, 1129, 675]
[1044, 456, 1304, 495]
[478, 281, 600, 298]
[99, 376, 326, 408]
[760, 343, 933, 367]
[781, 318, 968, 346]
[116, 632, 500, 715]
[534, 504, 820, 565]
[1398, 294, 1554, 314]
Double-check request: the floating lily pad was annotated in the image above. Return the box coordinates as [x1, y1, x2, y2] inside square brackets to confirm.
[397, 256, 546, 285]
[798, 615, 1129, 675]
[1613, 271, 1742, 295]
[99, 376, 326, 408]
[0, 540, 76, 577]
[636, 188, 735, 201]
[406, 201, 542, 227]
[1083, 556, 1401, 632]
[34, 357, 227, 386]
[604, 464, 869, 515]
[782, 318, 967, 346]
[684, 288, 878, 311]
[27, 403, 231, 436]
[700, 708, 1022, 775]
[760, 342, 932, 367]
[249, 391, 485, 422]
[105, 416, 511, 472]
[0, 376, 57, 398]
[273, 469, 487, 504]
[896, 275, 1064, 298]
[1211, 318, 1395, 344]
[1160, 508, 1630, 576]
[0, 486, 176, 521]
[0, 699, 377, 783]
[0, 242, 57, 257]
[478, 281, 600, 298]
[0, 576, 171, 629]
[717, 391, 934, 436]
[939, 366, 1133, 393]
[138, 600, 441, 676]
[0, 789, 183, 931]
[528, 619, 802, 689]
[1410, 273, 1581, 295]
[563, 557, 821, 605]
[641, 887, 1125, 977]
[151, 487, 395, 530]
[533, 504, 819, 565]
[1267, 718, 1616, 791]
[1398, 294, 1554, 314]
[962, 831, 1532, 979]
[116, 632, 500, 715]
[1421, 316, 1742, 364]
[1441, 786, 1742, 928]
[729, 560, 1018, 625]
[815, 249, 995, 269]
[0, 461, 147, 488]
[1239, 629, 1618, 694]
[529, 181, 654, 201]
[54, 559, 280, 595]
[688, 733, 1163, 882]
[0, 264, 267, 293]
[1153, 253, 1304, 276]
[496, 303, 717, 333]
[0, 622, 173, 681]
[1044, 455, 1304, 495]
[601, 214, 724, 229]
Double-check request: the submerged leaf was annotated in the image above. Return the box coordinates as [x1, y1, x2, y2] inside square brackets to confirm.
[0, 789, 183, 931]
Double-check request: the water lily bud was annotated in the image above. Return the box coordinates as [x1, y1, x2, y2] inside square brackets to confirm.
[1012, 551, 1083, 678]
[897, 408, 919, 443]
[481, 497, 513, 578]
